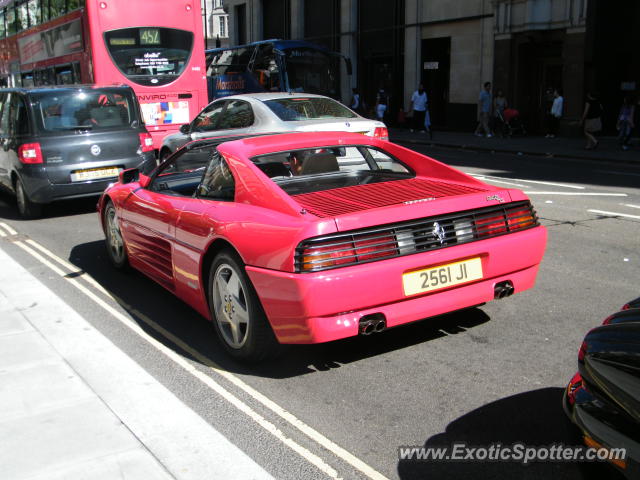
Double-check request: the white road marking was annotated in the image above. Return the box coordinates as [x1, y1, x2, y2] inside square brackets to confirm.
[512, 178, 585, 189]
[468, 175, 527, 188]
[595, 170, 640, 177]
[622, 204, 640, 209]
[524, 192, 628, 196]
[12, 238, 389, 480]
[0, 222, 17, 235]
[468, 174, 584, 190]
[587, 209, 640, 220]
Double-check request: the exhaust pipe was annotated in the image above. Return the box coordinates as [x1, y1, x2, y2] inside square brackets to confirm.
[494, 281, 514, 299]
[359, 313, 387, 335]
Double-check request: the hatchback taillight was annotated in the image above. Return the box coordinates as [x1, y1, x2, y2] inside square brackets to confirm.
[139, 133, 154, 152]
[373, 127, 389, 141]
[18, 143, 43, 164]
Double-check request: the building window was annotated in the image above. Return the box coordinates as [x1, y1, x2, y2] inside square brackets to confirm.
[218, 15, 228, 38]
[213, 0, 223, 8]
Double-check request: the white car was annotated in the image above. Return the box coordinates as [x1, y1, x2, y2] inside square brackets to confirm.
[159, 92, 388, 161]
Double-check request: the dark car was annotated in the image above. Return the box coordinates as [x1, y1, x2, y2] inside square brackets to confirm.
[564, 297, 640, 478]
[0, 85, 156, 218]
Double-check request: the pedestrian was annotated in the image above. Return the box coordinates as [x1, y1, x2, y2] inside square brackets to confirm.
[493, 89, 508, 136]
[350, 88, 362, 115]
[375, 88, 388, 122]
[580, 92, 603, 150]
[542, 87, 554, 137]
[547, 88, 563, 138]
[474, 81, 493, 137]
[409, 83, 428, 134]
[616, 96, 635, 150]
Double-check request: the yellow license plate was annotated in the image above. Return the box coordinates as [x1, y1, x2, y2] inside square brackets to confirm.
[402, 257, 483, 296]
[70, 167, 120, 182]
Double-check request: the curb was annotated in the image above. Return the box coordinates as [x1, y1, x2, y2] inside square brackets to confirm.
[390, 136, 640, 167]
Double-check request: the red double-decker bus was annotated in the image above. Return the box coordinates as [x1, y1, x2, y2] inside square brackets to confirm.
[0, 0, 208, 150]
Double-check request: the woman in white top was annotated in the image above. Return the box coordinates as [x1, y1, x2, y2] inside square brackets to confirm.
[547, 88, 564, 138]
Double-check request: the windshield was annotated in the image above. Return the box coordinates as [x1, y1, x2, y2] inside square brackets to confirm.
[264, 97, 356, 121]
[104, 28, 194, 87]
[33, 89, 138, 132]
[284, 48, 339, 98]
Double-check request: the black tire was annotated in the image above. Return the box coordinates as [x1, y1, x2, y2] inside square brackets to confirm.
[103, 201, 129, 270]
[15, 177, 43, 219]
[208, 249, 281, 362]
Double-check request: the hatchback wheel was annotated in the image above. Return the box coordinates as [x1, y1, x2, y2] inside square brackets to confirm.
[104, 201, 128, 269]
[15, 178, 43, 219]
[209, 250, 280, 361]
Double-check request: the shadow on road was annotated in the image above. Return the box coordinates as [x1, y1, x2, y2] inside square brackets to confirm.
[69, 239, 491, 379]
[397, 387, 625, 480]
[405, 144, 640, 191]
[0, 191, 98, 221]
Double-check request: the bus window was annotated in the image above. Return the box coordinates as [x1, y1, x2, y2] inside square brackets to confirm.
[0, 11, 5, 39]
[72, 62, 81, 83]
[207, 47, 252, 76]
[104, 27, 194, 87]
[27, 0, 41, 27]
[50, 0, 66, 19]
[21, 72, 34, 87]
[251, 44, 280, 92]
[17, 1, 28, 30]
[55, 65, 73, 84]
[6, 6, 17, 36]
[285, 48, 338, 96]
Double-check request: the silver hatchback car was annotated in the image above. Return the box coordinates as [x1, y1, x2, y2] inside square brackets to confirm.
[158, 92, 388, 161]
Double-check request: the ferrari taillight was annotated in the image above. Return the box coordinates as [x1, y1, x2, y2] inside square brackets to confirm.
[139, 132, 154, 152]
[300, 241, 356, 272]
[18, 143, 43, 164]
[353, 233, 396, 261]
[506, 209, 535, 230]
[373, 127, 389, 141]
[476, 215, 507, 237]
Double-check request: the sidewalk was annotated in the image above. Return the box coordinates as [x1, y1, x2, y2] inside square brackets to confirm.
[389, 128, 639, 165]
[0, 245, 273, 480]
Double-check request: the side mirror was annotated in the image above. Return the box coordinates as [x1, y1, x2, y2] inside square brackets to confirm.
[119, 168, 139, 184]
[179, 124, 190, 134]
[139, 174, 151, 188]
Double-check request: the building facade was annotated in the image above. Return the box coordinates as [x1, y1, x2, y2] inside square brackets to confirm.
[202, 0, 230, 48]
[218, 0, 639, 133]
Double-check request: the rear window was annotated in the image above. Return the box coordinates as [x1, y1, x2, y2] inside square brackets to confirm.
[264, 97, 356, 121]
[252, 145, 413, 194]
[32, 90, 138, 132]
[104, 27, 194, 87]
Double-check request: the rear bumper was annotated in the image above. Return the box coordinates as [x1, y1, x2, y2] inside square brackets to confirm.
[18, 154, 155, 204]
[246, 226, 546, 344]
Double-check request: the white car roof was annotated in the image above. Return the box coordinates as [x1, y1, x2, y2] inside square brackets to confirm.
[221, 92, 336, 102]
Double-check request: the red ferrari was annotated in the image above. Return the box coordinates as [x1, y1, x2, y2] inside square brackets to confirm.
[99, 132, 547, 361]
